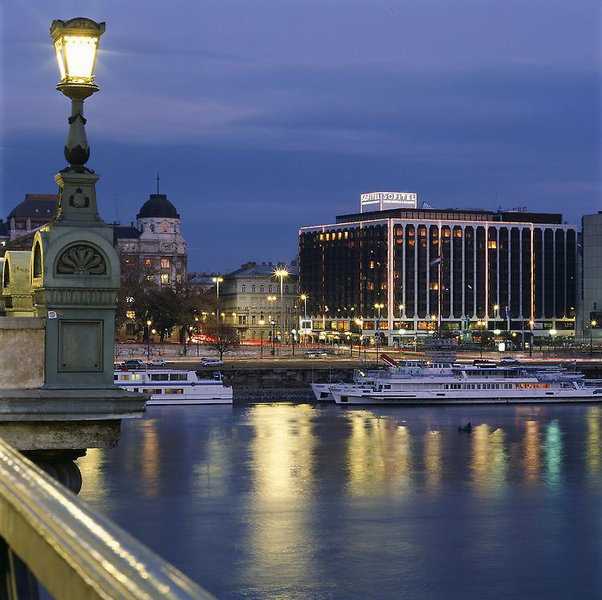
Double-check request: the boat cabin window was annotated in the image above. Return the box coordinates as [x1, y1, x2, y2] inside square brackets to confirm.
[169, 373, 188, 381]
[150, 374, 169, 381]
[143, 388, 163, 394]
[164, 388, 184, 395]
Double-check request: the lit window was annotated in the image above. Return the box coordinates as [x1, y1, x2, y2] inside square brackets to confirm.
[160, 258, 170, 269]
[338, 232, 342, 240]
[126, 310, 136, 320]
[162, 222, 168, 232]
[145, 258, 152, 266]
[344, 232, 349, 239]
[488, 241, 497, 249]
[160, 273, 169, 284]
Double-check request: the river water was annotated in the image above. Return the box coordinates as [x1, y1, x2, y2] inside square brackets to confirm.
[78, 403, 602, 599]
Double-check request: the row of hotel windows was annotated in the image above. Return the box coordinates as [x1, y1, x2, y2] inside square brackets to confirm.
[299, 223, 576, 320]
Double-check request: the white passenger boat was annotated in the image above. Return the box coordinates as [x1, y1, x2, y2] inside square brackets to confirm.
[114, 369, 233, 405]
[329, 365, 602, 405]
[311, 361, 457, 402]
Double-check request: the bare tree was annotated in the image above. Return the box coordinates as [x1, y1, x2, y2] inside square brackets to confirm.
[202, 319, 240, 360]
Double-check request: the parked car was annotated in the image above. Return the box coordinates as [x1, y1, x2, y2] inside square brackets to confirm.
[121, 359, 144, 369]
[201, 358, 223, 367]
[499, 357, 519, 364]
[146, 359, 167, 367]
[304, 351, 328, 358]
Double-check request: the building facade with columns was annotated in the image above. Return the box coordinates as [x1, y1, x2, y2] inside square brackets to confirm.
[299, 199, 578, 346]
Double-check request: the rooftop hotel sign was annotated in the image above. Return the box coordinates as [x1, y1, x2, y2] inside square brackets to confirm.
[360, 191, 418, 212]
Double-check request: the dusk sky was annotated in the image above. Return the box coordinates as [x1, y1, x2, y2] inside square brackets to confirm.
[2, 1, 600, 273]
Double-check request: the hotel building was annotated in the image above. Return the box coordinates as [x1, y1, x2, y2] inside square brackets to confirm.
[299, 193, 578, 345]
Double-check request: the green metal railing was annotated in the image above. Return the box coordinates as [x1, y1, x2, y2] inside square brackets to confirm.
[0, 438, 215, 599]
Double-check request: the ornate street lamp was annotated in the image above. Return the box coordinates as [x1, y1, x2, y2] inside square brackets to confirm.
[50, 18, 105, 173]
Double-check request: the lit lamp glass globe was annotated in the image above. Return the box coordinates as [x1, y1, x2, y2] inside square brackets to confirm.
[50, 17, 105, 171]
[51, 18, 105, 98]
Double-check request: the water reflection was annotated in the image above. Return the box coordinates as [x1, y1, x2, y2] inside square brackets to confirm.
[346, 412, 412, 497]
[544, 420, 563, 489]
[470, 424, 508, 495]
[77, 403, 602, 600]
[244, 404, 319, 593]
[523, 420, 541, 485]
[586, 406, 601, 486]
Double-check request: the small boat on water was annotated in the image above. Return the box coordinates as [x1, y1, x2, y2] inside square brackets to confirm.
[114, 369, 233, 405]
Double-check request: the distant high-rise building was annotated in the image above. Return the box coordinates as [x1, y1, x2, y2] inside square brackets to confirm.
[578, 211, 602, 341]
[299, 193, 578, 346]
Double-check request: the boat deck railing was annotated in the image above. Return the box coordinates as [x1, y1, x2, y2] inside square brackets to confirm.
[0, 437, 215, 599]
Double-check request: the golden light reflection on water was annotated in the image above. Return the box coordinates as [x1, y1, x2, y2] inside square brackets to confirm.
[78, 447, 105, 498]
[245, 404, 318, 587]
[470, 424, 508, 495]
[424, 430, 442, 493]
[523, 420, 541, 485]
[138, 420, 160, 498]
[586, 406, 601, 486]
[346, 412, 411, 497]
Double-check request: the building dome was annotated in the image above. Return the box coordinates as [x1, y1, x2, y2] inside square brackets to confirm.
[137, 194, 179, 219]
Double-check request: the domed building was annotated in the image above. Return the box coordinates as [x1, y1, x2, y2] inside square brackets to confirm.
[115, 193, 187, 287]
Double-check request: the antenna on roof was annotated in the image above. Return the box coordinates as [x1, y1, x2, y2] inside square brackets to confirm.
[156, 173, 160, 195]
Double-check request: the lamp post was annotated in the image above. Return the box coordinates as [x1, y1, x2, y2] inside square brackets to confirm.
[354, 317, 363, 359]
[274, 268, 289, 355]
[374, 303, 384, 364]
[300, 293, 308, 347]
[590, 320, 597, 356]
[50, 19, 105, 173]
[146, 320, 152, 360]
[259, 316, 265, 359]
[291, 329, 296, 356]
[212, 276, 223, 319]
[270, 319, 276, 356]
[529, 320, 534, 358]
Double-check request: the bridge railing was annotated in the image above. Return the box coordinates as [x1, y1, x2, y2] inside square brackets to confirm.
[0, 437, 215, 599]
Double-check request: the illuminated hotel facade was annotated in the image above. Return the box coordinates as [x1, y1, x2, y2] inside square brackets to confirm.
[299, 197, 578, 345]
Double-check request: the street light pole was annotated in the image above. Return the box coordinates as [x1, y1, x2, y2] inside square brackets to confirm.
[590, 320, 597, 356]
[374, 303, 384, 364]
[270, 319, 276, 356]
[212, 276, 223, 320]
[274, 268, 289, 355]
[146, 319, 152, 360]
[258, 316, 265, 359]
[300, 293, 308, 348]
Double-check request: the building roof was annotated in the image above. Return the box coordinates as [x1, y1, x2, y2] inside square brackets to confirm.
[226, 261, 298, 278]
[137, 194, 179, 219]
[7, 194, 57, 220]
[334, 207, 564, 225]
[114, 226, 141, 240]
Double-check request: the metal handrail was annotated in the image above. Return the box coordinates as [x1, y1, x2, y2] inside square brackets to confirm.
[0, 438, 215, 599]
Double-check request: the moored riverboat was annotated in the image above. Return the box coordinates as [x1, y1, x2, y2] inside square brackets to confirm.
[329, 365, 602, 405]
[114, 369, 233, 405]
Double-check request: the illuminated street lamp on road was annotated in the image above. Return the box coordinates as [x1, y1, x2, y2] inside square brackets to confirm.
[274, 268, 289, 353]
